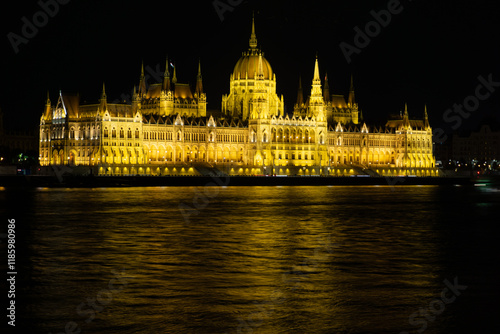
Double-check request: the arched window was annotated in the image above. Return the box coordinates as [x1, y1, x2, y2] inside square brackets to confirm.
[103, 127, 109, 138]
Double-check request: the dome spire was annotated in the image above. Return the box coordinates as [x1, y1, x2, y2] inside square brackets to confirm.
[249, 13, 258, 50]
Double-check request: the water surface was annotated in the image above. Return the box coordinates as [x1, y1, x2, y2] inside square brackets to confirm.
[2, 185, 499, 333]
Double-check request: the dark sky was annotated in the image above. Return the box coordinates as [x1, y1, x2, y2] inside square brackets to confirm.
[2, 0, 500, 132]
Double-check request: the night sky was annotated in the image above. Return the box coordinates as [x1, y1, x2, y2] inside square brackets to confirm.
[2, 0, 499, 133]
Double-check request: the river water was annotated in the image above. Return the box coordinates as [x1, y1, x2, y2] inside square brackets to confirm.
[2, 185, 500, 333]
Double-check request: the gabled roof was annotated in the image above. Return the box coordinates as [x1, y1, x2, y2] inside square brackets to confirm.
[143, 82, 195, 101]
[146, 84, 162, 99]
[59, 93, 80, 118]
[386, 119, 426, 130]
[106, 104, 133, 118]
[330, 94, 348, 109]
[174, 84, 193, 100]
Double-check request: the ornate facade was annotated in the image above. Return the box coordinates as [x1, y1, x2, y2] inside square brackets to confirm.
[39, 18, 436, 177]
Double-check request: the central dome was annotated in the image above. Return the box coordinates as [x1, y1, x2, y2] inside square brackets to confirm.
[233, 51, 273, 80]
[232, 15, 273, 80]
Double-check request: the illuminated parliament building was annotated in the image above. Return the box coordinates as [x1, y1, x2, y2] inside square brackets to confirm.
[39, 18, 437, 177]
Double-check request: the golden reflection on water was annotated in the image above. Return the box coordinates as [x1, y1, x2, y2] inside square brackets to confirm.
[11, 185, 498, 333]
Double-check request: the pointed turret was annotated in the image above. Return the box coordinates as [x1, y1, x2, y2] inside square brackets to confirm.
[296, 76, 304, 106]
[310, 56, 322, 98]
[132, 85, 140, 114]
[99, 82, 108, 112]
[172, 63, 177, 84]
[313, 56, 321, 86]
[424, 104, 430, 129]
[308, 56, 324, 118]
[323, 73, 330, 102]
[163, 56, 171, 92]
[195, 59, 203, 96]
[402, 103, 411, 129]
[348, 74, 356, 108]
[138, 62, 147, 97]
[132, 85, 137, 99]
[43, 90, 51, 119]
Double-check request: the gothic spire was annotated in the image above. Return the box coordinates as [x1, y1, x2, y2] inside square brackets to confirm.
[402, 103, 410, 128]
[163, 56, 171, 91]
[296, 76, 304, 106]
[138, 61, 147, 97]
[310, 56, 322, 98]
[323, 73, 330, 102]
[424, 104, 430, 129]
[100, 82, 107, 112]
[172, 62, 177, 84]
[43, 90, 51, 118]
[348, 74, 356, 108]
[313, 55, 321, 85]
[195, 59, 203, 96]
[249, 12, 258, 50]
